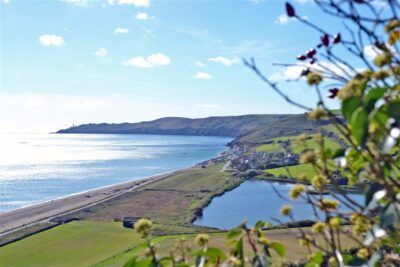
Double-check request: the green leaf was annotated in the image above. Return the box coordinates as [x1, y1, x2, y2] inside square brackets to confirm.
[387, 100, 400, 122]
[254, 220, 266, 229]
[234, 237, 244, 260]
[342, 97, 361, 122]
[305, 251, 323, 267]
[350, 107, 369, 147]
[124, 257, 137, 267]
[227, 228, 242, 239]
[364, 88, 385, 112]
[194, 247, 227, 261]
[343, 254, 366, 266]
[331, 148, 345, 159]
[369, 109, 389, 127]
[269, 242, 286, 257]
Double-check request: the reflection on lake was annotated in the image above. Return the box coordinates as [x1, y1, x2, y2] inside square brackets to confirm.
[194, 180, 363, 230]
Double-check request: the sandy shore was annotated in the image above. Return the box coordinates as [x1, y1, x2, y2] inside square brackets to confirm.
[0, 167, 195, 236]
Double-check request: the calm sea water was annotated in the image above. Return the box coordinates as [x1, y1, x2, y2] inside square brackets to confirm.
[0, 133, 231, 213]
[194, 180, 364, 230]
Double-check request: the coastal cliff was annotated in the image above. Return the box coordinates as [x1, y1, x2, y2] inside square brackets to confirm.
[56, 114, 292, 137]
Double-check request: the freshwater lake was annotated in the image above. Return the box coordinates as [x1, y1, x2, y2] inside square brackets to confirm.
[0, 133, 231, 212]
[194, 180, 364, 230]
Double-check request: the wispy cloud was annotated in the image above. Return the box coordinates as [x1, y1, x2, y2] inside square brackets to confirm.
[114, 27, 129, 34]
[135, 12, 154, 20]
[107, 0, 150, 7]
[193, 72, 214, 80]
[275, 14, 308, 25]
[39, 34, 65, 47]
[123, 53, 171, 68]
[62, 0, 89, 6]
[194, 61, 206, 68]
[209, 56, 240, 66]
[94, 48, 108, 57]
[3, 0, 10, 4]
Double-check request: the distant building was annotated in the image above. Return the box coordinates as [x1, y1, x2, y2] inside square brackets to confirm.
[122, 216, 140, 228]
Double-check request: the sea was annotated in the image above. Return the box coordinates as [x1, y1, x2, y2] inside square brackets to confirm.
[0, 133, 231, 213]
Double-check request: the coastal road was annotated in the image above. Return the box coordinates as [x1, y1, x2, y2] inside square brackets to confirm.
[0, 168, 194, 237]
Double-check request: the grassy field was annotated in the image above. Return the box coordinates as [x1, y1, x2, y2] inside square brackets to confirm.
[255, 143, 282, 152]
[0, 221, 142, 267]
[0, 220, 358, 267]
[292, 137, 341, 154]
[265, 164, 315, 178]
[59, 163, 244, 235]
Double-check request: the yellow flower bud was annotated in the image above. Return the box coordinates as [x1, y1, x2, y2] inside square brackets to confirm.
[311, 221, 326, 233]
[357, 248, 369, 259]
[134, 218, 153, 237]
[258, 236, 270, 246]
[300, 150, 316, 164]
[373, 53, 392, 67]
[384, 19, 400, 33]
[306, 72, 323, 85]
[307, 108, 328, 120]
[195, 233, 209, 247]
[318, 199, 339, 210]
[329, 256, 338, 267]
[328, 217, 341, 229]
[311, 174, 329, 190]
[280, 205, 292, 216]
[289, 184, 306, 199]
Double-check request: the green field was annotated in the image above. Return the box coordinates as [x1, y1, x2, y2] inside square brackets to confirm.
[266, 164, 315, 178]
[255, 143, 282, 152]
[0, 221, 142, 267]
[292, 137, 341, 154]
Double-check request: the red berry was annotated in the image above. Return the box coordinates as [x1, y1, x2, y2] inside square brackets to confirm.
[286, 2, 296, 17]
[328, 88, 339, 99]
[321, 34, 329, 46]
[297, 54, 307, 61]
[333, 33, 341, 44]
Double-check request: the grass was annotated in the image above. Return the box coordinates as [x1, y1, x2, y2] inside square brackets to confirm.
[63, 163, 244, 235]
[0, 221, 142, 267]
[255, 143, 282, 152]
[292, 137, 341, 154]
[96, 227, 358, 267]
[265, 164, 315, 178]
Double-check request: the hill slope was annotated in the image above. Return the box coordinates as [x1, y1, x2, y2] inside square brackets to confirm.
[233, 113, 330, 145]
[56, 114, 292, 137]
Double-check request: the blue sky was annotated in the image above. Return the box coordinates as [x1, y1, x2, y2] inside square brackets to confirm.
[1, 0, 348, 132]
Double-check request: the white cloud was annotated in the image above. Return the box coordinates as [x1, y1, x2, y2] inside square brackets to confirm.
[194, 61, 206, 68]
[39, 34, 65, 47]
[107, 0, 150, 7]
[275, 14, 293, 25]
[270, 62, 353, 82]
[275, 14, 308, 25]
[94, 48, 108, 57]
[62, 0, 89, 6]
[363, 45, 379, 60]
[123, 53, 171, 68]
[193, 72, 214, 80]
[3, 0, 10, 4]
[135, 12, 154, 20]
[209, 56, 240, 66]
[114, 27, 129, 34]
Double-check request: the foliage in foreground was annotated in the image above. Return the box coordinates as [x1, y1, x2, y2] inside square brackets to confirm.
[125, 0, 400, 266]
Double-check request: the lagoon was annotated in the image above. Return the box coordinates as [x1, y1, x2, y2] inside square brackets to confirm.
[194, 180, 363, 230]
